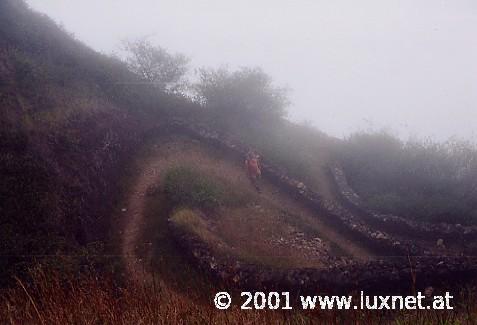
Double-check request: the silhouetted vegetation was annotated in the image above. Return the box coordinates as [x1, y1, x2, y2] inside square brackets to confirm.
[194, 66, 289, 131]
[122, 38, 190, 94]
[339, 131, 477, 225]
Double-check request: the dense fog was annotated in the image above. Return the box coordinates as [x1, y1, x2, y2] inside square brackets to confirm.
[26, 0, 477, 141]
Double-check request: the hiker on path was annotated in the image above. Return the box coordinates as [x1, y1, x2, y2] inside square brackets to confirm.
[245, 151, 261, 192]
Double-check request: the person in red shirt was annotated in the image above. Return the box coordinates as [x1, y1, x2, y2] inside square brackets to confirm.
[245, 151, 261, 192]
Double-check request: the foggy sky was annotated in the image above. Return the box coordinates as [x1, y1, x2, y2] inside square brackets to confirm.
[25, 0, 477, 141]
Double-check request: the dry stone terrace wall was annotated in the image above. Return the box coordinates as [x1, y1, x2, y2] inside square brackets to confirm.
[171, 217, 477, 294]
[152, 120, 477, 293]
[164, 120, 421, 257]
[330, 165, 477, 246]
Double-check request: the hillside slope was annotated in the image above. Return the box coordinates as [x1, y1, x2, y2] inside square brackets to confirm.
[0, 0, 343, 285]
[0, 0, 189, 282]
[120, 135, 375, 284]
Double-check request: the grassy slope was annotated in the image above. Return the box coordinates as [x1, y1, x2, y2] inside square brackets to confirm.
[0, 0, 340, 283]
[2, 1, 477, 323]
[226, 118, 339, 201]
[0, 0, 191, 282]
[138, 136, 373, 271]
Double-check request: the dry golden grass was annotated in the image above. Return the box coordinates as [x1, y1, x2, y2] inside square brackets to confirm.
[1, 268, 477, 324]
[0, 268, 290, 324]
[170, 208, 222, 246]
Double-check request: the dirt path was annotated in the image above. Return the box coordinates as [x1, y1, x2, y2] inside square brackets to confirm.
[121, 135, 375, 280]
[120, 153, 161, 283]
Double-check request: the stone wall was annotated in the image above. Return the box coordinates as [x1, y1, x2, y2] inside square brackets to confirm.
[167, 120, 419, 256]
[162, 120, 477, 294]
[330, 165, 477, 246]
[171, 213, 477, 294]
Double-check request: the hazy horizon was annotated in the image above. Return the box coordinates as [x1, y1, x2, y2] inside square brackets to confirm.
[25, 0, 477, 141]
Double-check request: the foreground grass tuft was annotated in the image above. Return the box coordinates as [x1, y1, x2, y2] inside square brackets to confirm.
[1, 268, 477, 324]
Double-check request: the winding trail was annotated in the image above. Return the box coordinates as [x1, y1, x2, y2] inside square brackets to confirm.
[120, 135, 375, 281]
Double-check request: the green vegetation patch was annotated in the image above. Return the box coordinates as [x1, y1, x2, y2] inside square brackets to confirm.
[163, 165, 246, 210]
[170, 209, 218, 245]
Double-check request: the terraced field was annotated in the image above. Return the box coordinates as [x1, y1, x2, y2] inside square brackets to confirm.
[120, 127, 477, 292]
[121, 135, 377, 275]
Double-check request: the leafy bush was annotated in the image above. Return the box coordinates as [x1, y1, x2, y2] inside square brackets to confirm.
[163, 166, 226, 210]
[122, 38, 190, 94]
[194, 66, 289, 131]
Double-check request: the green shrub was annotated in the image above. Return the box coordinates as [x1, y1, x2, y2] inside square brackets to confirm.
[163, 166, 225, 210]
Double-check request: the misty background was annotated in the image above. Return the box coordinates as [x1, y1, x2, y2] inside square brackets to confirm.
[25, 0, 477, 141]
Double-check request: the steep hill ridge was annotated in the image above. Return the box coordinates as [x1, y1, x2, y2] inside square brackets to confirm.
[2, 0, 477, 295]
